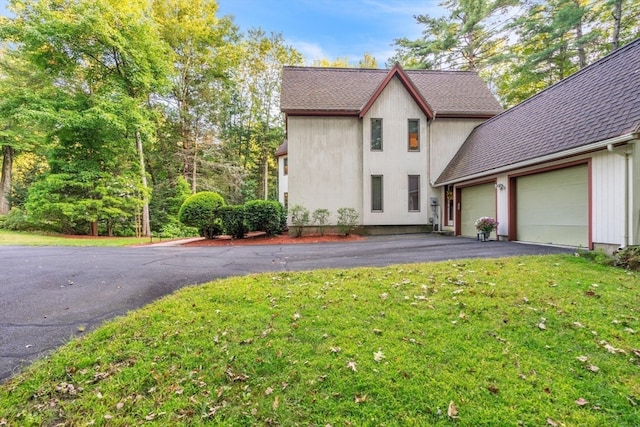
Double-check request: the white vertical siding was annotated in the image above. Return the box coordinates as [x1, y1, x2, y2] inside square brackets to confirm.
[362, 77, 429, 225]
[430, 118, 486, 183]
[631, 142, 640, 245]
[592, 151, 626, 246]
[288, 116, 362, 225]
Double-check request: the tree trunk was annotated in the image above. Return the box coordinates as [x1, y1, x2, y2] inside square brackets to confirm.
[136, 130, 151, 237]
[0, 145, 14, 214]
[192, 135, 197, 194]
[612, 0, 622, 50]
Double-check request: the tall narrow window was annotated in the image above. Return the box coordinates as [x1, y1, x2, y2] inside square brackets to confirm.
[371, 175, 383, 212]
[371, 118, 382, 150]
[408, 119, 420, 151]
[408, 175, 420, 211]
[283, 157, 288, 175]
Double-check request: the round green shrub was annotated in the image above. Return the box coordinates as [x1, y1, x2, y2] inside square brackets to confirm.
[178, 191, 226, 239]
[220, 205, 247, 239]
[244, 200, 285, 236]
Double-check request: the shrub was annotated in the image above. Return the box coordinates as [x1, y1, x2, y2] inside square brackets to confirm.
[337, 207, 359, 236]
[220, 205, 246, 239]
[1, 208, 37, 231]
[312, 208, 331, 236]
[613, 245, 640, 271]
[244, 200, 284, 236]
[178, 191, 225, 239]
[289, 204, 310, 238]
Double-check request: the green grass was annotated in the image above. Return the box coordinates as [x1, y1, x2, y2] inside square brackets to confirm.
[1, 255, 639, 426]
[0, 230, 154, 246]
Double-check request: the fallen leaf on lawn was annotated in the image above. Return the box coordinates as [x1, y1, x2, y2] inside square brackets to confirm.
[576, 355, 588, 362]
[355, 394, 367, 404]
[265, 387, 273, 395]
[373, 350, 385, 362]
[632, 349, 640, 358]
[116, 402, 124, 410]
[292, 312, 301, 320]
[447, 401, 458, 418]
[372, 328, 382, 335]
[572, 322, 585, 328]
[104, 415, 113, 420]
[272, 395, 280, 410]
[346, 361, 357, 372]
[587, 365, 600, 372]
[575, 398, 589, 406]
[546, 418, 559, 426]
[538, 322, 547, 330]
[330, 346, 341, 353]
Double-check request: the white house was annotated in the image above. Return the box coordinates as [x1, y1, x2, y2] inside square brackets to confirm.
[279, 38, 640, 250]
[279, 64, 502, 233]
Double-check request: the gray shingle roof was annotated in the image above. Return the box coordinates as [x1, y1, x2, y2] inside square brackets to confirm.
[436, 38, 640, 184]
[280, 66, 503, 117]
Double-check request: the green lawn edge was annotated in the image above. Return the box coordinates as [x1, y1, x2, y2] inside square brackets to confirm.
[1, 255, 639, 426]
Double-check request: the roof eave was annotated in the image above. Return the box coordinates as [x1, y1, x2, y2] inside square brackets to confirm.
[282, 109, 360, 117]
[435, 132, 640, 186]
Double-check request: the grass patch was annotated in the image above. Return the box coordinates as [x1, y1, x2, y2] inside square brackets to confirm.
[1, 255, 639, 425]
[0, 230, 153, 247]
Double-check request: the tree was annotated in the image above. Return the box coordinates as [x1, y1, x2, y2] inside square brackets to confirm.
[0, 48, 47, 214]
[312, 53, 379, 68]
[152, 0, 239, 193]
[3, 0, 169, 235]
[392, 0, 517, 71]
[220, 29, 302, 201]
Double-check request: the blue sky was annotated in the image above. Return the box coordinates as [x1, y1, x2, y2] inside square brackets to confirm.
[0, 0, 443, 67]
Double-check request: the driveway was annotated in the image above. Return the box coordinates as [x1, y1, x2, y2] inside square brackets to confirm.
[0, 234, 571, 382]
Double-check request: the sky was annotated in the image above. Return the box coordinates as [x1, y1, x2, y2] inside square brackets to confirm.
[0, 0, 444, 67]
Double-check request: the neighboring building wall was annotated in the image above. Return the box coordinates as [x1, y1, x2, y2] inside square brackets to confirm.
[277, 155, 288, 208]
[362, 77, 429, 226]
[288, 116, 363, 224]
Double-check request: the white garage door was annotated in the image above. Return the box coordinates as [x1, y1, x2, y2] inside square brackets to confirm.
[516, 165, 588, 247]
[460, 183, 496, 237]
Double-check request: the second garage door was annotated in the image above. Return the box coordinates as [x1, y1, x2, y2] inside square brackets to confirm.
[516, 165, 588, 247]
[460, 183, 496, 237]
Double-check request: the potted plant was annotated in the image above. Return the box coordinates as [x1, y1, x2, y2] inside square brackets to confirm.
[475, 216, 498, 241]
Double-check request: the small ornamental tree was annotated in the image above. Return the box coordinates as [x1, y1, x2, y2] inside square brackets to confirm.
[337, 207, 359, 236]
[312, 208, 330, 236]
[178, 191, 225, 239]
[289, 204, 310, 238]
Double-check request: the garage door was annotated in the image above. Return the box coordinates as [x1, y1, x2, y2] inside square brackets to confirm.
[460, 183, 496, 237]
[516, 165, 588, 247]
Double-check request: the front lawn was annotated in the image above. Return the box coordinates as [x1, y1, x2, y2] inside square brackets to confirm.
[1, 255, 638, 425]
[0, 230, 155, 247]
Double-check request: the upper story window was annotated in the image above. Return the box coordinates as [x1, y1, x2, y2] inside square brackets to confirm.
[408, 119, 420, 151]
[371, 118, 383, 151]
[283, 157, 288, 175]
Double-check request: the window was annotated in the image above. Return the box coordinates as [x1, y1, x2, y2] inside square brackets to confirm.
[408, 175, 420, 211]
[408, 119, 420, 151]
[371, 118, 382, 150]
[371, 175, 383, 211]
[283, 157, 288, 175]
[284, 192, 288, 209]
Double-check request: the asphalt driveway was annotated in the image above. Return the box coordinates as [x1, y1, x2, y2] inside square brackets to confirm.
[0, 234, 572, 382]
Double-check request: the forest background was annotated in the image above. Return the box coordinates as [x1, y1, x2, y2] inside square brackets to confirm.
[0, 0, 638, 237]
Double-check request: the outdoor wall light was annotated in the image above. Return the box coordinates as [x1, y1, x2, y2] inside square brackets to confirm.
[495, 183, 506, 190]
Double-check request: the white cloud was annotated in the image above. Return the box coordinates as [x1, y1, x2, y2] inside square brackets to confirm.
[290, 40, 329, 64]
